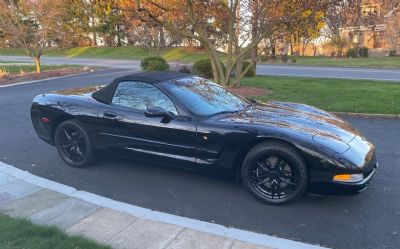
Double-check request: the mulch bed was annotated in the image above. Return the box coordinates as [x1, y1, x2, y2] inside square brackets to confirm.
[228, 85, 272, 97]
[0, 67, 96, 86]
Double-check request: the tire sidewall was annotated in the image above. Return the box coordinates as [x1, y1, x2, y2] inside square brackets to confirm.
[241, 141, 308, 204]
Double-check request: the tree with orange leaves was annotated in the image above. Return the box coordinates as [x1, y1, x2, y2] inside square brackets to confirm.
[0, 0, 68, 73]
[121, 0, 346, 86]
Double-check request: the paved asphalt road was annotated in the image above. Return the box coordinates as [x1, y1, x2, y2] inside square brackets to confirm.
[0, 69, 399, 249]
[2, 55, 400, 81]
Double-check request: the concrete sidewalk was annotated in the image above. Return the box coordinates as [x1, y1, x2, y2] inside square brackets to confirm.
[0, 161, 328, 249]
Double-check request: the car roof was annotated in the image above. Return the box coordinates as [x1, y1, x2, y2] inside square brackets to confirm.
[92, 71, 193, 104]
[115, 71, 192, 84]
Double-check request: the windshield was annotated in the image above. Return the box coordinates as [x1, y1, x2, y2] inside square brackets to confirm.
[159, 77, 249, 116]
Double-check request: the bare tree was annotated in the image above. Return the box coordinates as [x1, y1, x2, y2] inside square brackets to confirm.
[128, 23, 164, 55]
[0, 0, 67, 73]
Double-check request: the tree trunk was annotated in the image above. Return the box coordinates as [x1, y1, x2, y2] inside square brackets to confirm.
[91, 8, 97, 47]
[271, 41, 276, 56]
[250, 0, 258, 64]
[92, 31, 97, 46]
[116, 23, 122, 47]
[159, 27, 166, 47]
[34, 56, 41, 74]
[290, 42, 294, 56]
[234, 56, 244, 87]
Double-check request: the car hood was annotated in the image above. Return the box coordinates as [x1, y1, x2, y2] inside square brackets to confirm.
[216, 101, 362, 146]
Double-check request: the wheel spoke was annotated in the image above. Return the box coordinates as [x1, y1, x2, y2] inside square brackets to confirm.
[265, 158, 274, 170]
[276, 185, 281, 199]
[255, 177, 269, 186]
[75, 147, 84, 157]
[275, 159, 286, 176]
[256, 161, 270, 173]
[280, 174, 296, 181]
[274, 158, 282, 168]
[271, 183, 278, 198]
[280, 179, 297, 186]
[63, 129, 72, 141]
[75, 133, 83, 143]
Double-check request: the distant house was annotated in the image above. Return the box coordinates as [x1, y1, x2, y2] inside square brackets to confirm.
[340, 0, 400, 56]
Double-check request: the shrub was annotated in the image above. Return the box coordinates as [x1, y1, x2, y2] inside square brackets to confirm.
[358, 47, 369, 58]
[242, 61, 256, 77]
[281, 54, 288, 63]
[346, 47, 369, 58]
[140, 56, 169, 71]
[346, 48, 358, 58]
[389, 50, 397, 57]
[0, 68, 9, 78]
[192, 58, 225, 79]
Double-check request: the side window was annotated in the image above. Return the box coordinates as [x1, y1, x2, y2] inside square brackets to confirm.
[112, 81, 178, 115]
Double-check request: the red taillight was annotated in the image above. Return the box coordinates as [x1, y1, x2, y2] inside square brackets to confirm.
[40, 117, 50, 123]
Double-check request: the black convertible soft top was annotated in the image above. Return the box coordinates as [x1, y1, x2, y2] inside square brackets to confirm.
[92, 71, 191, 104]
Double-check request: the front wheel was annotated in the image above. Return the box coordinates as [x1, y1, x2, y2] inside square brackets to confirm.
[54, 120, 94, 168]
[241, 141, 308, 204]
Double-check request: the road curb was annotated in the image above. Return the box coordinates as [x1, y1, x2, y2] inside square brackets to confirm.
[331, 112, 400, 119]
[0, 161, 330, 249]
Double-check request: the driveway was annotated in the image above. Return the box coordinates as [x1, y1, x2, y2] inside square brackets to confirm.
[0, 70, 399, 249]
[2, 55, 400, 81]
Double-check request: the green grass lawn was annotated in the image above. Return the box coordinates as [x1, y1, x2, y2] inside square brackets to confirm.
[0, 215, 110, 249]
[241, 76, 400, 114]
[2, 47, 399, 68]
[0, 46, 214, 62]
[0, 60, 24, 64]
[0, 64, 80, 74]
[262, 56, 400, 69]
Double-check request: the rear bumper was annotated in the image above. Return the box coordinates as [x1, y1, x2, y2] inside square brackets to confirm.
[309, 162, 378, 195]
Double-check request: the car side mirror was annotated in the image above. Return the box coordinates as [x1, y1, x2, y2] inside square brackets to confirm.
[246, 98, 256, 104]
[145, 107, 173, 122]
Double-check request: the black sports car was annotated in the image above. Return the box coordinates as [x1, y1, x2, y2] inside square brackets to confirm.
[31, 71, 378, 204]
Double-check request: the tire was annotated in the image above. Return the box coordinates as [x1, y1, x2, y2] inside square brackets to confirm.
[241, 141, 308, 204]
[54, 120, 95, 168]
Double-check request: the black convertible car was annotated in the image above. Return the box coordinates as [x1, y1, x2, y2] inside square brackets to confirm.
[31, 71, 377, 204]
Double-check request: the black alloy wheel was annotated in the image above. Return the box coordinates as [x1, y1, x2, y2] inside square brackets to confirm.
[242, 141, 308, 204]
[55, 120, 94, 167]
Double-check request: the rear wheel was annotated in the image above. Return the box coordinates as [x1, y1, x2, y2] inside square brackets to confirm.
[241, 141, 308, 204]
[54, 120, 94, 168]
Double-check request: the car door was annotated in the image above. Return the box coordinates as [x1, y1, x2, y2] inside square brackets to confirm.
[95, 81, 199, 166]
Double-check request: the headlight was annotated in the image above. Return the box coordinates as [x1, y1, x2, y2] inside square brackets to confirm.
[333, 173, 363, 183]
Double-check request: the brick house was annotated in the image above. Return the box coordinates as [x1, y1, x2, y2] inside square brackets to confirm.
[339, 0, 400, 56]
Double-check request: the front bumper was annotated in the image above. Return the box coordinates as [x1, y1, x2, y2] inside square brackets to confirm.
[309, 162, 378, 195]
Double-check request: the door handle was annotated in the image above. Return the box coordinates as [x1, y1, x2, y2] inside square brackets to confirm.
[103, 111, 118, 119]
